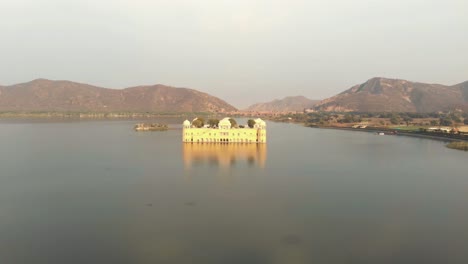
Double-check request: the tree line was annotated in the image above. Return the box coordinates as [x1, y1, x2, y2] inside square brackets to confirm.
[191, 118, 257, 128]
[275, 111, 468, 126]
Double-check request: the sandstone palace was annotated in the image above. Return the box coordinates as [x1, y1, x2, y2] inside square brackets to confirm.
[182, 117, 267, 143]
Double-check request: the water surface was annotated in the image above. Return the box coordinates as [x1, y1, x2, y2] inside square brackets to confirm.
[0, 119, 467, 264]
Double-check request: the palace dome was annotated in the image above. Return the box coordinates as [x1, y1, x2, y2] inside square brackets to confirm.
[255, 118, 266, 126]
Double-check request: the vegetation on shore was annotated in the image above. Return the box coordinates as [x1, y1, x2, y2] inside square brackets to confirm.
[446, 141, 468, 151]
[264, 111, 468, 142]
[265, 111, 468, 128]
[190, 117, 255, 129]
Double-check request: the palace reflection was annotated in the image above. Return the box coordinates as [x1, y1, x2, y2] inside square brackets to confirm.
[182, 143, 267, 168]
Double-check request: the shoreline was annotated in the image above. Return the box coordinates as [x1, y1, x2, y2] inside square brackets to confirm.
[1, 113, 467, 143]
[0, 112, 217, 119]
[309, 125, 468, 142]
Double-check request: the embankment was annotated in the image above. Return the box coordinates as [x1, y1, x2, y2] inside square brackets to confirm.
[309, 125, 468, 142]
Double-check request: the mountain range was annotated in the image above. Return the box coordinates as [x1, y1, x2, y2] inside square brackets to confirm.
[0, 79, 236, 112]
[1, 77, 468, 114]
[245, 96, 319, 112]
[313, 77, 468, 112]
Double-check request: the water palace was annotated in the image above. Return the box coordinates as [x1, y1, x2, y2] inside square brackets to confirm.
[182, 117, 267, 143]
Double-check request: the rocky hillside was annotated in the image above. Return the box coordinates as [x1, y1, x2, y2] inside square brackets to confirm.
[246, 96, 319, 112]
[0, 79, 237, 112]
[314, 77, 468, 112]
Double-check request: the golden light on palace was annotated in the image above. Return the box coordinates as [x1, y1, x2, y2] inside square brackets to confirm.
[182, 117, 267, 168]
[182, 117, 266, 143]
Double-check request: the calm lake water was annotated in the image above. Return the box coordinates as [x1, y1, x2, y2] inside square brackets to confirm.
[1, 119, 467, 264]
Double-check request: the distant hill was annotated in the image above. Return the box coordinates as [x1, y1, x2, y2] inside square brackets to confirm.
[0, 79, 237, 112]
[246, 96, 320, 112]
[314, 77, 468, 112]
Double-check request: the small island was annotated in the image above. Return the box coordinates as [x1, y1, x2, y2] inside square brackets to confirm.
[134, 123, 168, 132]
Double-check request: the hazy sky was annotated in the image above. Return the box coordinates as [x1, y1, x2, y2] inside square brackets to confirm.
[0, 0, 467, 108]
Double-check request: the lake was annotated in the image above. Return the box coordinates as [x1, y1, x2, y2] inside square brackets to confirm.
[0, 119, 467, 264]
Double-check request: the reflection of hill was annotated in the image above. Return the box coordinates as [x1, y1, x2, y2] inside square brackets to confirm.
[183, 143, 267, 168]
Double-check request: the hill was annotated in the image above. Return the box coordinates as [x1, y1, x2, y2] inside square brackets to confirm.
[314, 77, 468, 112]
[246, 96, 320, 112]
[0, 79, 236, 113]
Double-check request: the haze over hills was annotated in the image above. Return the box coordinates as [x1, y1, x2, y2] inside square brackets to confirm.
[0, 79, 237, 113]
[2, 77, 468, 114]
[246, 96, 320, 112]
[314, 77, 468, 112]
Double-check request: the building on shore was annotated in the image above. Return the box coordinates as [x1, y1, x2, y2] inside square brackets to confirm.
[182, 117, 266, 143]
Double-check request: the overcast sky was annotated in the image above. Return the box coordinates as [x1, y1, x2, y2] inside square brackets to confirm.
[0, 0, 467, 108]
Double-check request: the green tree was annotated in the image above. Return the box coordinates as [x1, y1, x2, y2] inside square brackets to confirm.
[439, 117, 452, 126]
[192, 117, 205, 128]
[229, 118, 238, 128]
[207, 119, 220, 127]
[402, 116, 413, 126]
[430, 120, 438, 126]
[342, 114, 354, 123]
[247, 119, 256, 128]
[390, 116, 400, 125]
[389, 113, 401, 125]
[451, 114, 462, 123]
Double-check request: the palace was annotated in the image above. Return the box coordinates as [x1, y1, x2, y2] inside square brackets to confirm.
[182, 117, 266, 143]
